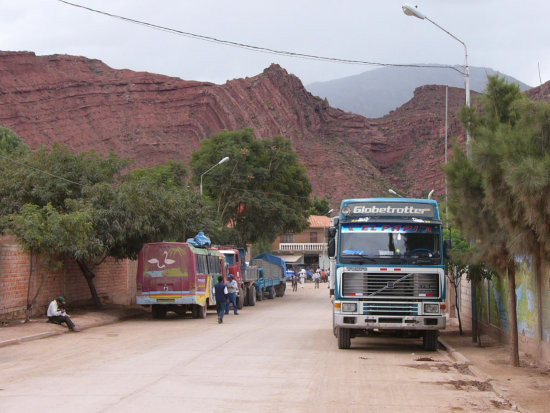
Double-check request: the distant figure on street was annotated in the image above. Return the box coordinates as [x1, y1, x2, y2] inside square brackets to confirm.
[313, 269, 320, 288]
[321, 268, 326, 283]
[299, 268, 306, 288]
[214, 276, 228, 324]
[291, 270, 298, 292]
[225, 274, 239, 315]
[47, 296, 80, 332]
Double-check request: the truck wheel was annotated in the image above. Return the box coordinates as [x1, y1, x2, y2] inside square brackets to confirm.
[337, 328, 351, 349]
[152, 305, 166, 319]
[423, 330, 438, 351]
[268, 287, 275, 299]
[275, 283, 286, 297]
[237, 288, 245, 309]
[257, 288, 264, 301]
[248, 285, 256, 306]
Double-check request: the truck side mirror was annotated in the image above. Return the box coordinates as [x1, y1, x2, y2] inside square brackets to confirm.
[327, 226, 336, 257]
[443, 239, 452, 259]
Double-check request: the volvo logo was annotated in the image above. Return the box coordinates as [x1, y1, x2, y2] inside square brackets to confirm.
[387, 282, 394, 289]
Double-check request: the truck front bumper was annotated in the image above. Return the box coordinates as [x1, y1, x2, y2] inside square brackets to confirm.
[334, 313, 446, 330]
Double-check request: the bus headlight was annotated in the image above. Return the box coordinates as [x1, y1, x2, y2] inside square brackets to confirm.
[342, 303, 357, 312]
[424, 303, 440, 314]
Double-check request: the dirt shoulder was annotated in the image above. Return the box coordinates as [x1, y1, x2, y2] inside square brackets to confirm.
[440, 320, 550, 413]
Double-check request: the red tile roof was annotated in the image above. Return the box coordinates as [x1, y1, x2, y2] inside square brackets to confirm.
[308, 215, 331, 228]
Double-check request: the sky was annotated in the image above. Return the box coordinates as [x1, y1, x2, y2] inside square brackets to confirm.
[1, 0, 549, 88]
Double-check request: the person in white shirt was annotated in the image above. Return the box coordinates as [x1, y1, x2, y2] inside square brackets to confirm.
[47, 296, 80, 332]
[299, 268, 306, 288]
[312, 270, 321, 288]
[225, 274, 239, 315]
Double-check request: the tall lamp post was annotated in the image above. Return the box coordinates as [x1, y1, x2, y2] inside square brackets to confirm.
[200, 156, 229, 196]
[402, 4, 471, 158]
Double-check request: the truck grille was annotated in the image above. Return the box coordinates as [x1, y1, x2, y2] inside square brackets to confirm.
[342, 271, 439, 298]
[362, 302, 418, 316]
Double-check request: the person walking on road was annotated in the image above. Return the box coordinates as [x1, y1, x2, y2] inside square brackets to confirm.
[46, 296, 80, 332]
[214, 276, 228, 324]
[299, 268, 306, 288]
[313, 269, 320, 288]
[225, 274, 239, 315]
[291, 270, 298, 292]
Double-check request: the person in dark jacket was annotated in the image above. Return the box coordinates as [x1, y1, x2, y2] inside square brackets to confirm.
[214, 276, 228, 324]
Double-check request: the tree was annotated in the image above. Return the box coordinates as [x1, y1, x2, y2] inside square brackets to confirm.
[1, 145, 216, 307]
[308, 196, 331, 216]
[444, 75, 549, 366]
[190, 128, 312, 246]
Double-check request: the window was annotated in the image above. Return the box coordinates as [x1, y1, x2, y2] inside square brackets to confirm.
[310, 232, 318, 243]
[281, 233, 294, 243]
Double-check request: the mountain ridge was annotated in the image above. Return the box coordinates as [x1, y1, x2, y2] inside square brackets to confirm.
[1, 51, 548, 209]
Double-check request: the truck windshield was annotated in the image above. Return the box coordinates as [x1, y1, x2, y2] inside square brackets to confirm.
[339, 223, 442, 265]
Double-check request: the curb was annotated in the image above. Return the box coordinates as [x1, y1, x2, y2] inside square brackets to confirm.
[438, 337, 524, 412]
[0, 310, 146, 349]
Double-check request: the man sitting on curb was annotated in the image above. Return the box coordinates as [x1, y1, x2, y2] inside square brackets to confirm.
[47, 296, 80, 332]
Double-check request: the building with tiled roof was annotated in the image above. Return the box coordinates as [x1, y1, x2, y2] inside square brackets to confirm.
[271, 215, 331, 270]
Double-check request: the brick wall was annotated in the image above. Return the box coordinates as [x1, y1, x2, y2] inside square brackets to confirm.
[0, 235, 136, 320]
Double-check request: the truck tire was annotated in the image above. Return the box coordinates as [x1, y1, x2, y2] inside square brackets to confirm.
[268, 287, 275, 299]
[275, 283, 286, 297]
[247, 285, 256, 306]
[337, 327, 351, 349]
[423, 330, 438, 351]
[237, 288, 245, 310]
[257, 288, 263, 301]
[151, 305, 167, 319]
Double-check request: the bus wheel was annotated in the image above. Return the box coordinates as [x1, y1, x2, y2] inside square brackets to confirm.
[423, 330, 438, 351]
[248, 285, 256, 306]
[152, 305, 166, 319]
[337, 328, 351, 349]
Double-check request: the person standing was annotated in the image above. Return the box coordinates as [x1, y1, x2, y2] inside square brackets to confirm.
[299, 268, 306, 288]
[214, 276, 228, 324]
[291, 270, 298, 292]
[46, 296, 80, 332]
[313, 269, 320, 288]
[225, 274, 239, 315]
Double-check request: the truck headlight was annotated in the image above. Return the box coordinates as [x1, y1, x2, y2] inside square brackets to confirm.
[342, 303, 357, 312]
[424, 303, 439, 314]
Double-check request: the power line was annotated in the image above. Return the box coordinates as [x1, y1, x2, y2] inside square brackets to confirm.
[57, 0, 464, 74]
[0, 153, 83, 186]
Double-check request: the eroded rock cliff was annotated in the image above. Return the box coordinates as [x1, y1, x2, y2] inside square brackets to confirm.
[3, 51, 543, 207]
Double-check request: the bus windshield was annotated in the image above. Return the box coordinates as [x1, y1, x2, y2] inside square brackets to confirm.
[339, 223, 441, 265]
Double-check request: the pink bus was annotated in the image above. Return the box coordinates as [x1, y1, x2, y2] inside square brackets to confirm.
[136, 242, 225, 319]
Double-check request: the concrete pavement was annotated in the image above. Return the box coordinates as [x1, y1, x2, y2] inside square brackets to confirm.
[1, 306, 549, 412]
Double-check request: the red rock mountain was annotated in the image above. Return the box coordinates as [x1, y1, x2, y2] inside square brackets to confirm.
[1, 51, 547, 208]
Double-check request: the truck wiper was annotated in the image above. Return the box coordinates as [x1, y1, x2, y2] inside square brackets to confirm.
[346, 255, 377, 263]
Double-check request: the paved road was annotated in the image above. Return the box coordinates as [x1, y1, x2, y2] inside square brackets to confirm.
[0, 283, 513, 412]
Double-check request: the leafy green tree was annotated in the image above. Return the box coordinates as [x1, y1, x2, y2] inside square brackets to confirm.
[308, 196, 331, 216]
[1, 145, 216, 307]
[444, 75, 550, 366]
[0, 126, 28, 156]
[190, 128, 312, 246]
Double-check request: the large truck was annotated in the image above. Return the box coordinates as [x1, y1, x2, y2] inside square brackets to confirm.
[328, 198, 450, 350]
[136, 242, 225, 319]
[250, 253, 287, 300]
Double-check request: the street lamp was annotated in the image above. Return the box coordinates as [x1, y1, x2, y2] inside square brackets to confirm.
[388, 188, 405, 197]
[402, 4, 471, 158]
[200, 156, 229, 196]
